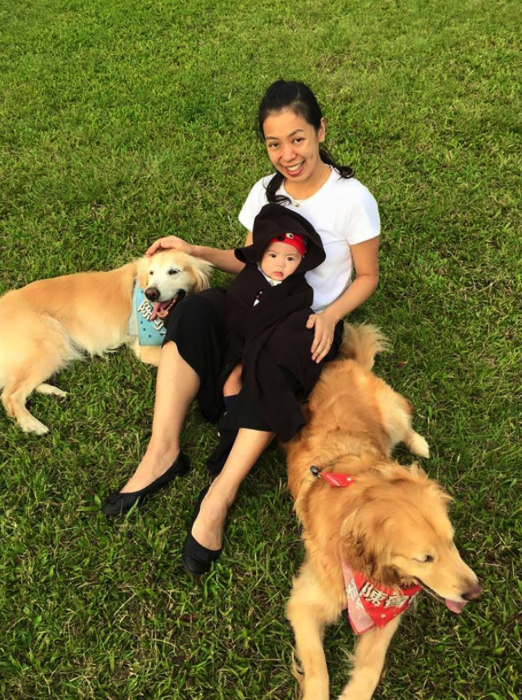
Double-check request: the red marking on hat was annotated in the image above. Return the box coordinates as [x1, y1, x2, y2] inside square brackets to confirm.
[269, 232, 307, 257]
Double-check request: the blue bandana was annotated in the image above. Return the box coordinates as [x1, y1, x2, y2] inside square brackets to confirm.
[130, 284, 167, 346]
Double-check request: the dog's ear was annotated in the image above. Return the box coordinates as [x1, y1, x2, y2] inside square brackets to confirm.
[341, 508, 402, 587]
[190, 259, 214, 292]
[341, 509, 377, 578]
[136, 257, 150, 291]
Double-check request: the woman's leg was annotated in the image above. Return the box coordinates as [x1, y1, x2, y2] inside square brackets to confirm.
[222, 362, 243, 398]
[191, 428, 273, 550]
[120, 341, 199, 493]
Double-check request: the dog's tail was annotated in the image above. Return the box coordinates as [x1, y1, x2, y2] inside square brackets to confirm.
[338, 323, 389, 370]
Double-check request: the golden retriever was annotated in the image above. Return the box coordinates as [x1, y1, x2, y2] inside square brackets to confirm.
[0, 250, 212, 434]
[285, 325, 482, 700]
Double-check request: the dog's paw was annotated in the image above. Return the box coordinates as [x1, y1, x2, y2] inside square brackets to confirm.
[20, 416, 49, 435]
[36, 384, 68, 399]
[406, 431, 430, 459]
[338, 686, 372, 700]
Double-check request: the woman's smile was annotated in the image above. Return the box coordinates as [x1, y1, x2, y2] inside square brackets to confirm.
[285, 161, 305, 177]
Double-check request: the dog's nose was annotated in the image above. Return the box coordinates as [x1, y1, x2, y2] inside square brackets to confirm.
[462, 583, 483, 601]
[145, 287, 160, 301]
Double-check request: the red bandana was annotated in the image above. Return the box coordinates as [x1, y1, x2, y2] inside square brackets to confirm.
[312, 467, 422, 635]
[342, 562, 421, 634]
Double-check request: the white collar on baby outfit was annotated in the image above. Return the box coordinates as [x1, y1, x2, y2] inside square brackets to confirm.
[257, 264, 283, 287]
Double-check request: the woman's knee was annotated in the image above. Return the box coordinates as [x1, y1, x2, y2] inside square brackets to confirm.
[162, 339, 181, 357]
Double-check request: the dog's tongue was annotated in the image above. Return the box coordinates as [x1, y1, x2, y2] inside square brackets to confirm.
[445, 599, 468, 614]
[151, 301, 171, 321]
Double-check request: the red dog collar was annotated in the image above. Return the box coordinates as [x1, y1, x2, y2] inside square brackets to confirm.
[310, 466, 355, 488]
[310, 465, 421, 634]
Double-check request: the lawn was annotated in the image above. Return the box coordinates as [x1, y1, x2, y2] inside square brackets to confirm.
[0, 0, 520, 698]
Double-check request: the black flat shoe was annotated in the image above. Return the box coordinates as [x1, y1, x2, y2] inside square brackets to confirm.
[181, 486, 221, 576]
[182, 532, 222, 576]
[101, 451, 191, 516]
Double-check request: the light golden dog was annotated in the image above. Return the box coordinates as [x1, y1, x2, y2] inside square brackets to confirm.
[285, 325, 482, 700]
[0, 250, 212, 434]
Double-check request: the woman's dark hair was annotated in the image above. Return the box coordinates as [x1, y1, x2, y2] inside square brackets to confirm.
[258, 80, 354, 204]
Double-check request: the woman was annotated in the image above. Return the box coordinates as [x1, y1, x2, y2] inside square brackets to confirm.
[102, 80, 380, 575]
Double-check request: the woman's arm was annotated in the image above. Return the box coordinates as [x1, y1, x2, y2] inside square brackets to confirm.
[307, 237, 380, 362]
[146, 231, 253, 275]
[192, 245, 244, 274]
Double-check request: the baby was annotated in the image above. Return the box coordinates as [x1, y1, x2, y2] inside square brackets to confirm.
[203, 203, 325, 474]
[222, 204, 322, 405]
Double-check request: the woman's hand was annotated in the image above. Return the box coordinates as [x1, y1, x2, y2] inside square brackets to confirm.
[305, 238, 379, 362]
[307, 311, 338, 363]
[146, 235, 195, 257]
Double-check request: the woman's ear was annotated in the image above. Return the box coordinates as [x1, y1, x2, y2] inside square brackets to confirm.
[191, 259, 214, 292]
[318, 117, 326, 144]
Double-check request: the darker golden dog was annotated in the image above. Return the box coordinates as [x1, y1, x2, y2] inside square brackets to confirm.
[285, 325, 482, 700]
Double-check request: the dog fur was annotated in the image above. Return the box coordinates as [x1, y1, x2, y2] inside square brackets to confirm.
[0, 250, 212, 434]
[285, 324, 482, 700]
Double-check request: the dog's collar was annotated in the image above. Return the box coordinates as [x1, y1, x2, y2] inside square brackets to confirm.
[342, 562, 421, 635]
[310, 465, 355, 488]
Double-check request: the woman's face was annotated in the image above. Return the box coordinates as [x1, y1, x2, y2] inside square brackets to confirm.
[262, 109, 326, 185]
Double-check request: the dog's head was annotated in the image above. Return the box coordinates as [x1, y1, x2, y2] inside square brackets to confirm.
[137, 250, 213, 319]
[340, 464, 482, 613]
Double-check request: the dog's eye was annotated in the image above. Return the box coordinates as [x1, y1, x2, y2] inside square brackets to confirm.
[416, 555, 434, 563]
[149, 270, 154, 275]
[168, 269, 179, 276]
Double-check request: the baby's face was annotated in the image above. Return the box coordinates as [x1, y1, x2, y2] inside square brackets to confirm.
[260, 241, 303, 281]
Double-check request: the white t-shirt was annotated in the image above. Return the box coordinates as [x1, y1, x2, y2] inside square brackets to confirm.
[238, 168, 380, 312]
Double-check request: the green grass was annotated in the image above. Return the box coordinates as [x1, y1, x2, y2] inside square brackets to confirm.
[0, 0, 521, 697]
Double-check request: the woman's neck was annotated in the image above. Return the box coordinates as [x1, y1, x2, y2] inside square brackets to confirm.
[284, 161, 331, 201]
